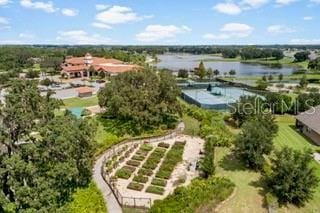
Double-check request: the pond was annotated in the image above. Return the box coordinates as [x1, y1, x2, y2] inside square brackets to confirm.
[155, 53, 295, 76]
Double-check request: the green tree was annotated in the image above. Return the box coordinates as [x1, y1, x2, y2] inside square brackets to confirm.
[195, 61, 206, 80]
[268, 74, 273, 81]
[264, 147, 318, 205]
[234, 119, 274, 170]
[199, 136, 215, 178]
[299, 74, 308, 88]
[98, 68, 181, 135]
[213, 69, 220, 77]
[294, 51, 310, 62]
[278, 73, 283, 82]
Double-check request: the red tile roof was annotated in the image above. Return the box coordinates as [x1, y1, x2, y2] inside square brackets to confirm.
[76, 87, 94, 94]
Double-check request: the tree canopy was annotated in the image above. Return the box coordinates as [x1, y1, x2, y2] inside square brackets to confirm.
[264, 147, 318, 205]
[0, 80, 96, 212]
[98, 68, 181, 135]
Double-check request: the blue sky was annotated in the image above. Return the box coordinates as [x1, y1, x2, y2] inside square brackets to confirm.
[0, 0, 319, 45]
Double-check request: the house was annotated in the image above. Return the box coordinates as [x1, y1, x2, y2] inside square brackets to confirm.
[296, 105, 320, 145]
[61, 53, 138, 78]
[76, 87, 94, 98]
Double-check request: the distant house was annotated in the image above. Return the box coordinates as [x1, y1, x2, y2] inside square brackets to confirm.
[76, 87, 94, 98]
[61, 53, 138, 78]
[296, 105, 320, 145]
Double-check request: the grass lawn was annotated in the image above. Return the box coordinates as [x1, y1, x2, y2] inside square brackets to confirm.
[215, 147, 266, 213]
[66, 181, 107, 213]
[274, 114, 318, 151]
[182, 114, 200, 136]
[63, 96, 98, 108]
[216, 114, 320, 212]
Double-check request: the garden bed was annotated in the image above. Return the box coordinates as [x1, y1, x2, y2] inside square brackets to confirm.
[133, 175, 149, 183]
[115, 166, 136, 179]
[146, 186, 165, 195]
[151, 178, 167, 187]
[127, 182, 144, 191]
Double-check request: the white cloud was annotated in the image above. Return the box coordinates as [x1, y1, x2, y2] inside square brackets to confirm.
[303, 16, 313, 20]
[19, 33, 35, 39]
[290, 38, 320, 44]
[136, 25, 191, 42]
[95, 5, 152, 25]
[92, 22, 112, 29]
[0, 16, 10, 29]
[62, 8, 78, 17]
[267, 25, 295, 34]
[203, 23, 253, 40]
[241, 0, 269, 8]
[0, 0, 10, 6]
[95, 4, 110, 11]
[275, 0, 298, 6]
[213, 2, 242, 15]
[20, 0, 56, 13]
[56, 30, 111, 45]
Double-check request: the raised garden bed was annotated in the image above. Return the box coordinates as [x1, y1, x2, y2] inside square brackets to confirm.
[146, 186, 165, 195]
[142, 148, 166, 170]
[127, 182, 144, 191]
[155, 141, 185, 180]
[151, 178, 167, 187]
[126, 160, 141, 167]
[158, 142, 170, 149]
[138, 168, 153, 176]
[133, 175, 149, 183]
[115, 166, 135, 179]
[131, 155, 145, 161]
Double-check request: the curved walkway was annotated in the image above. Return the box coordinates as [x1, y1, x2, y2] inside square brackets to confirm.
[93, 122, 185, 213]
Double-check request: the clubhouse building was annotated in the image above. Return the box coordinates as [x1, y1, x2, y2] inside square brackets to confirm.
[296, 105, 320, 145]
[61, 53, 138, 78]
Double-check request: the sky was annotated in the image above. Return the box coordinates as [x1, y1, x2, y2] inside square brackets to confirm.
[0, 0, 319, 45]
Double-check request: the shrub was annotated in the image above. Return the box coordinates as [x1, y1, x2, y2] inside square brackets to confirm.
[127, 182, 144, 191]
[266, 192, 279, 212]
[150, 177, 235, 213]
[133, 175, 149, 183]
[151, 178, 167, 187]
[138, 168, 153, 176]
[126, 160, 140, 167]
[146, 186, 165, 195]
[158, 142, 170, 149]
[131, 155, 145, 161]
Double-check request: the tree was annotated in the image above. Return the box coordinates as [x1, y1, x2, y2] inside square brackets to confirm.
[294, 51, 310, 62]
[0, 80, 95, 212]
[26, 69, 39, 78]
[229, 69, 236, 77]
[206, 68, 214, 79]
[299, 74, 308, 88]
[268, 74, 273, 81]
[178, 69, 189, 78]
[264, 147, 318, 205]
[195, 61, 206, 80]
[278, 73, 283, 82]
[234, 119, 274, 170]
[213, 69, 220, 77]
[98, 68, 181, 135]
[262, 75, 267, 81]
[308, 57, 320, 71]
[266, 93, 292, 114]
[230, 95, 266, 127]
[199, 136, 215, 178]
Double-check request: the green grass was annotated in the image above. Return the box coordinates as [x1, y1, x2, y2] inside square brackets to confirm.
[215, 115, 320, 213]
[182, 114, 200, 136]
[63, 96, 98, 108]
[274, 115, 318, 151]
[66, 181, 107, 213]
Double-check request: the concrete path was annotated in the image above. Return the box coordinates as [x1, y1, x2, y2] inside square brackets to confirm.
[93, 153, 123, 213]
[92, 122, 185, 213]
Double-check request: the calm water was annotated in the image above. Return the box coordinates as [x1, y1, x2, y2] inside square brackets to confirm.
[156, 54, 295, 76]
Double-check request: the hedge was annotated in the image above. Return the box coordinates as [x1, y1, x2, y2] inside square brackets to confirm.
[150, 177, 235, 213]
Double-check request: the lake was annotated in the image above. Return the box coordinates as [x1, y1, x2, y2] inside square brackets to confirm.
[155, 54, 295, 76]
